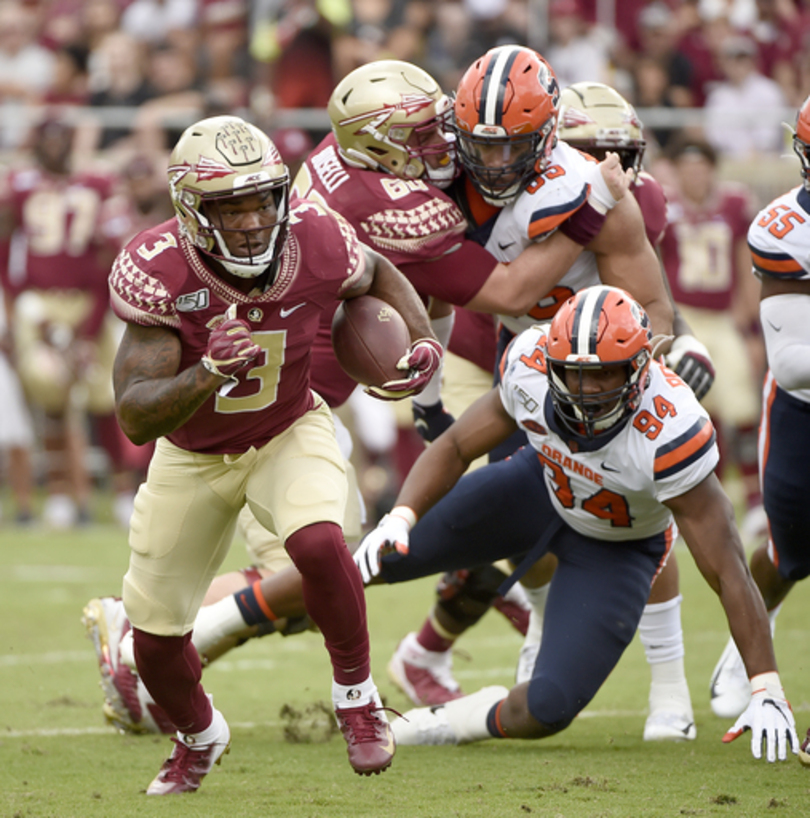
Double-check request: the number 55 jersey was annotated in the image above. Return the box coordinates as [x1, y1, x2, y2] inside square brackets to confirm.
[499, 326, 719, 540]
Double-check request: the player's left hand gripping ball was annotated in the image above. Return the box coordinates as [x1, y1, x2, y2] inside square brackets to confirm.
[353, 508, 414, 584]
[365, 338, 443, 401]
[202, 307, 262, 379]
[722, 672, 797, 762]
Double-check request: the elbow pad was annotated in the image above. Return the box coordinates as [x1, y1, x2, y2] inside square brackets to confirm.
[760, 294, 810, 391]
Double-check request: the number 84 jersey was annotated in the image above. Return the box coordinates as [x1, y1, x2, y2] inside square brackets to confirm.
[499, 326, 720, 541]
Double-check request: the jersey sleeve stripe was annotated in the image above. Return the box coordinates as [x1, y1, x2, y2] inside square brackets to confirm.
[527, 187, 588, 240]
[654, 417, 716, 479]
[748, 243, 804, 277]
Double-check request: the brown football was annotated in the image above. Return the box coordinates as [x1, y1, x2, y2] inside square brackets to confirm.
[331, 295, 411, 388]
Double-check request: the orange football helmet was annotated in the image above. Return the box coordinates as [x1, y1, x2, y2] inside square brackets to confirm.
[546, 285, 653, 439]
[453, 45, 560, 205]
[793, 94, 810, 184]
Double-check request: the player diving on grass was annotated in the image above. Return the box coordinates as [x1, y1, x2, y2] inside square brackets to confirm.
[354, 285, 798, 763]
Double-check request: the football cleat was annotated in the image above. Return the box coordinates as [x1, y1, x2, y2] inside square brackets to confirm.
[799, 728, 810, 768]
[392, 685, 509, 746]
[644, 710, 697, 742]
[335, 694, 396, 776]
[709, 637, 751, 719]
[146, 709, 231, 795]
[82, 597, 175, 735]
[388, 632, 463, 706]
[645, 679, 696, 741]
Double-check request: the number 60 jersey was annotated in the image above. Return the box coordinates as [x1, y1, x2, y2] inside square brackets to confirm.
[499, 326, 720, 541]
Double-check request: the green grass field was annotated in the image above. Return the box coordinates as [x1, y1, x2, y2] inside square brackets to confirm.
[0, 501, 808, 818]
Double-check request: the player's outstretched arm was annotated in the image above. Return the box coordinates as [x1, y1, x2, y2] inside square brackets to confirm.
[354, 388, 517, 582]
[588, 194, 674, 339]
[665, 474, 798, 761]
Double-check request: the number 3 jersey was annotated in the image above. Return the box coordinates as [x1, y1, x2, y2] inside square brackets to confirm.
[748, 184, 810, 403]
[499, 326, 719, 541]
[108, 200, 365, 455]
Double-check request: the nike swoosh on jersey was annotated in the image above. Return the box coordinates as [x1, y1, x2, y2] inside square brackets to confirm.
[600, 461, 620, 473]
[280, 302, 306, 318]
[766, 320, 782, 332]
[498, 241, 515, 251]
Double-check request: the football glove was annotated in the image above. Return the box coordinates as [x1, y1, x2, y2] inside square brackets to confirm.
[665, 334, 715, 401]
[722, 672, 797, 762]
[353, 507, 415, 584]
[412, 399, 455, 443]
[365, 338, 443, 401]
[202, 306, 262, 379]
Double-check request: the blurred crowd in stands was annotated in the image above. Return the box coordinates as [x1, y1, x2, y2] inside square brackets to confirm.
[0, 0, 804, 529]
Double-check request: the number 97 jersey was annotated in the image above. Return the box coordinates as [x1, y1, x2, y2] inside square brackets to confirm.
[498, 326, 720, 541]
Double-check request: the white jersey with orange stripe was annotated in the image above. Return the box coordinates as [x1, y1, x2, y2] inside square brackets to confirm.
[748, 184, 810, 403]
[485, 140, 605, 336]
[499, 325, 719, 541]
[748, 185, 810, 283]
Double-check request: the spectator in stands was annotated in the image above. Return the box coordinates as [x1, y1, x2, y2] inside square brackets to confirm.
[85, 31, 155, 154]
[544, 0, 611, 89]
[703, 34, 787, 158]
[634, 2, 695, 108]
[250, 0, 350, 110]
[0, 1, 56, 150]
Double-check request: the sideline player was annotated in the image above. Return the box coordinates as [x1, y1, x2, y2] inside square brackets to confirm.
[707, 96, 810, 766]
[102, 114, 442, 792]
[354, 285, 797, 765]
[0, 115, 138, 528]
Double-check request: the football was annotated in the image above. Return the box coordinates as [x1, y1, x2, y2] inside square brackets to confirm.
[331, 295, 411, 388]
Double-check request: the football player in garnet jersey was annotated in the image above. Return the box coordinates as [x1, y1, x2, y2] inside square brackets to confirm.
[0, 115, 139, 528]
[353, 285, 797, 765]
[708, 96, 810, 767]
[100, 114, 442, 792]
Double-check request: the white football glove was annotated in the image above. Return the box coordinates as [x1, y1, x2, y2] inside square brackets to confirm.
[722, 672, 797, 762]
[353, 507, 415, 584]
[665, 334, 715, 401]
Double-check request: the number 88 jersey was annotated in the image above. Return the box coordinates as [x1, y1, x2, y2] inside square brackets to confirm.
[498, 326, 720, 541]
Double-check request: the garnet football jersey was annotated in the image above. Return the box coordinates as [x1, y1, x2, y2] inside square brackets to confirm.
[297, 132, 499, 405]
[660, 181, 756, 312]
[109, 200, 365, 454]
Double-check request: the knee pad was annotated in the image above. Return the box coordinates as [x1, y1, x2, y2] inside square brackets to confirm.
[435, 564, 508, 630]
[526, 674, 577, 733]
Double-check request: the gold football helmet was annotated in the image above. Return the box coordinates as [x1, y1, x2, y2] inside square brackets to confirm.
[167, 116, 289, 278]
[328, 60, 456, 187]
[557, 82, 646, 176]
